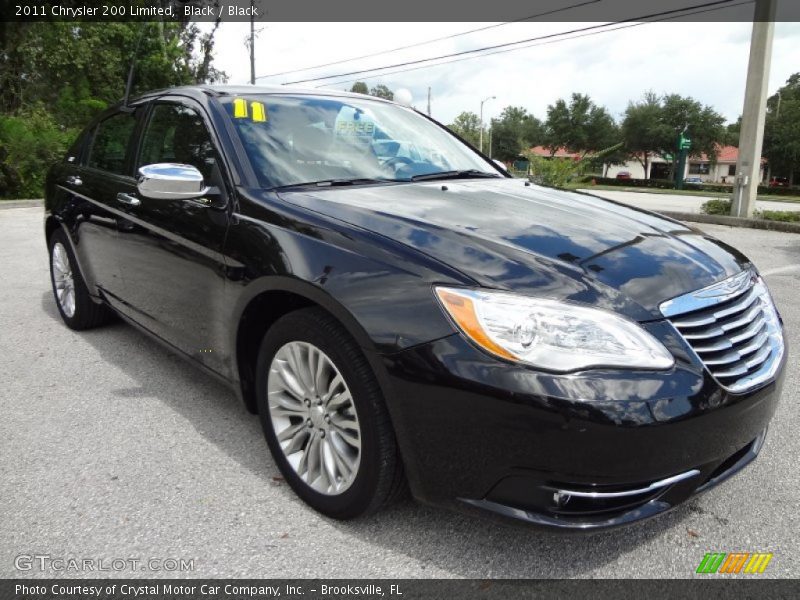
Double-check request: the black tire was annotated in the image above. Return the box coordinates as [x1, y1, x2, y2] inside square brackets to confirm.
[255, 307, 405, 519]
[48, 229, 112, 330]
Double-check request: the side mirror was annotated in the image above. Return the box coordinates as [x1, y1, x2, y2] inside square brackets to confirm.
[137, 163, 209, 200]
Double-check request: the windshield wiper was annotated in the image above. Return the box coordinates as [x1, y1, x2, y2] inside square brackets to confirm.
[273, 177, 395, 190]
[409, 169, 502, 182]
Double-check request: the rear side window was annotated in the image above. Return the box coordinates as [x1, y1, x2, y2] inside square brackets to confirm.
[87, 112, 137, 175]
[138, 104, 217, 181]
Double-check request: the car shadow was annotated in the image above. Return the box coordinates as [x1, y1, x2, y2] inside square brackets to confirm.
[40, 291, 695, 578]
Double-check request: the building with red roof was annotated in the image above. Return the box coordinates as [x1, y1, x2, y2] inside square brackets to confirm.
[602, 144, 766, 184]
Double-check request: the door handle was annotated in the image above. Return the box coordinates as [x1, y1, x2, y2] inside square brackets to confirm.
[66, 175, 82, 186]
[117, 193, 141, 207]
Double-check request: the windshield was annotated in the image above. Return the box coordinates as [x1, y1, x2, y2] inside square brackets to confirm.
[219, 94, 501, 189]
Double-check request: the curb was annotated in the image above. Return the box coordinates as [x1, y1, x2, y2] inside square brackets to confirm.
[0, 199, 43, 209]
[659, 210, 800, 234]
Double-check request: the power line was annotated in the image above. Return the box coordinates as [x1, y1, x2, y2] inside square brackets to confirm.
[255, 0, 604, 80]
[282, 0, 738, 86]
[317, 0, 754, 89]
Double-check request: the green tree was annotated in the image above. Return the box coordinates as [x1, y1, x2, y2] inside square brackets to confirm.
[658, 94, 725, 168]
[722, 117, 742, 147]
[1, 22, 225, 123]
[763, 73, 800, 184]
[369, 84, 394, 100]
[620, 92, 725, 178]
[490, 106, 543, 161]
[349, 81, 369, 94]
[448, 111, 482, 147]
[520, 113, 545, 148]
[0, 22, 226, 198]
[544, 93, 619, 157]
[621, 91, 665, 176]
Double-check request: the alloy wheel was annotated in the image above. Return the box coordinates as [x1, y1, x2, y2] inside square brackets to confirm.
[52, 242, 76, 318]
[267, 341, 362, 495]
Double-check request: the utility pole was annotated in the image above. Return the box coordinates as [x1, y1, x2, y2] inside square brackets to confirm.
[479, 95, 495, 154]
[732, 0, 776, 218]
[427, 87, 431, 116]
[249, 0, 256, 85]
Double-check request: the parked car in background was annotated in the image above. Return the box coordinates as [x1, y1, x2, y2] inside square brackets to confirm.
[769, 177, 790, 188]
[615, 171, 632, 180]
[44, 85, 786, 529]
[685, 177, 703, 185]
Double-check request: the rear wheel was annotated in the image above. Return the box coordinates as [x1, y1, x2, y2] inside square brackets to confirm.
[255, 307, 405, 519]
[48, 229, 111, 330]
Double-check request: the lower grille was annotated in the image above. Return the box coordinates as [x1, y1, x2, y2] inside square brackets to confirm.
[660, 269, 784, 393]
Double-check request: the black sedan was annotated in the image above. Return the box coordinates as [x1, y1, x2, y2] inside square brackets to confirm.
[44, 85, 786, 529]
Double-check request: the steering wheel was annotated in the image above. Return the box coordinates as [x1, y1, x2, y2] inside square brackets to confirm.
[382, 156, 415, 172]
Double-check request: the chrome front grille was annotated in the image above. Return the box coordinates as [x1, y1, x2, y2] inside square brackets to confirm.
[660, 269, 784, 393]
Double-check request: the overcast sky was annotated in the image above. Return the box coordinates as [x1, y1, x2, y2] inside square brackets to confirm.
[201, 21, 799, 126]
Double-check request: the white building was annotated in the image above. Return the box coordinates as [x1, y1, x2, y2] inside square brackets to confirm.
[604, 145, 767, 184]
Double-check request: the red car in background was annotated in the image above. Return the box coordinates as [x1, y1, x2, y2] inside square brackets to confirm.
[770, 177, 790, 188]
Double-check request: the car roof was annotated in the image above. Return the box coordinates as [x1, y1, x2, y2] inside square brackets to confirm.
[130, 84, 395, 105]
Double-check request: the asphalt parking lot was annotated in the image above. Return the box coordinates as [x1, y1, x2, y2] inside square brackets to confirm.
[1, 205, 798, 579]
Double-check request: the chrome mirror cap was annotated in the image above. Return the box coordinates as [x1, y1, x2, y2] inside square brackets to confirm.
[137, 163, 209, 200]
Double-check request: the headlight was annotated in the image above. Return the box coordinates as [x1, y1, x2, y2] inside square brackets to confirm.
[435, 287, 675, 372]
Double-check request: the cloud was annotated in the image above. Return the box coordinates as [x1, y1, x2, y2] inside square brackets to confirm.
[202, 21, 798, 125]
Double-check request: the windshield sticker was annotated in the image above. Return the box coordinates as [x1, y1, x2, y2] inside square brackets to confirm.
[233, 98, 248, 119]
[335, 120, 375, 136]
[251, 101, 267, 122]
[334, 110, 376, 151]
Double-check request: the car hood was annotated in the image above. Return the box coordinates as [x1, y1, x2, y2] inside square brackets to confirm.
[278, 178, 749, 321]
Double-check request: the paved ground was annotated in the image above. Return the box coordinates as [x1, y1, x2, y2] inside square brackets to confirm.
[1, 206, 798, 579]
[579, 188, 800, 214]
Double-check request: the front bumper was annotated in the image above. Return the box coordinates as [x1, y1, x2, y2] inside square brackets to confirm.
[377, 328, 784, 529]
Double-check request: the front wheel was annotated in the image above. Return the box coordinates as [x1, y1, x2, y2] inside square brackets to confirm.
[255, 308, 405, 519]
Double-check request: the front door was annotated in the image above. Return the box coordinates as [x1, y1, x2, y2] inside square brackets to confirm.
[111, 98, 232, 376]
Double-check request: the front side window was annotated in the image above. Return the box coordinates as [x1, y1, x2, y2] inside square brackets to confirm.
[219, 94, 499, 189]
[138, 103, 217, 180]
[87, 112, 137, 175]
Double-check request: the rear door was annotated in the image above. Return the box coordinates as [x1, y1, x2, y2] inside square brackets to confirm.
[66, 109, 141, 299]
[111, 97, 232, 375]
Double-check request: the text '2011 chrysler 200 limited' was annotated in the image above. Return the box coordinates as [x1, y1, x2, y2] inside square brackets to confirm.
[45, 85, 786, 529]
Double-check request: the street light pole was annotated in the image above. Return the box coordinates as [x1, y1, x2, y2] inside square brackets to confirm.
[479, 95, 495, 154]
[732, 0, 776, 218]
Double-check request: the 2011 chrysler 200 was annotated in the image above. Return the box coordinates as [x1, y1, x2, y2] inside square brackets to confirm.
[45, 86, 786, 529]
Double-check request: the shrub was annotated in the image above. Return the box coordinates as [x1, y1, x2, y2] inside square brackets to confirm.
[584, 177, 678, 189]
[757, 210, 800, 222]
[757, 185, 800, 197]
[701, 198, 732, 215]
[0, 105, 78, 199]
[524, 143, 623, 188]
[698, 183, 732, 193]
